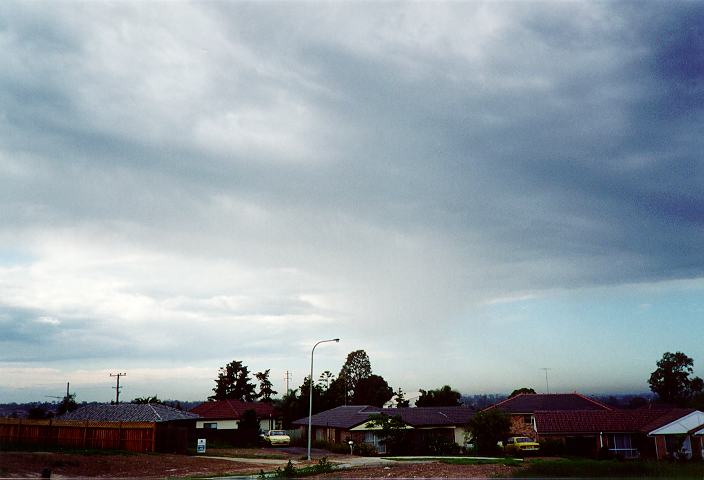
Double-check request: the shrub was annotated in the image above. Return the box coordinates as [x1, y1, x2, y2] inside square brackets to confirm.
[354, 442, 377, 456]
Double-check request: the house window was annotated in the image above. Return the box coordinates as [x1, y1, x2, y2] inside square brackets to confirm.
[364, 431, 386, 454]
[203, 422, 218, 429]
[523, 415, 532, 424]
[608, 434, 638, 458]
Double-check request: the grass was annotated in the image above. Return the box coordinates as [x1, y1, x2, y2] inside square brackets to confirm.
[384, 456, 523, 466]
[513, 458, 704, 478]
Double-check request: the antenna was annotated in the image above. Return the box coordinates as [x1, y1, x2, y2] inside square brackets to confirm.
[110, 372, 127, 404]
[540, 368, 552, 394]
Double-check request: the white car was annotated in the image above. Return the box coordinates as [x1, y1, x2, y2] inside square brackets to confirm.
[263, 430, 291, 447]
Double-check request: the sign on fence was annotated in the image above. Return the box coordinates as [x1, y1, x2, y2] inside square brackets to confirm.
[197, 438, 206, 453]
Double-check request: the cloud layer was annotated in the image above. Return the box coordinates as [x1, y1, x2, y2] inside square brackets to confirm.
[1, 2, 703, 401]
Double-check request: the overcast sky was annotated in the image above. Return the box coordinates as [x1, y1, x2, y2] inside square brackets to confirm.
[1, 1, 703, 403]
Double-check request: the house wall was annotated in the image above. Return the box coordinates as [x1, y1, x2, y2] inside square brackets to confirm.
[509, 415, 536, 438]
[196, 420, 238, 430]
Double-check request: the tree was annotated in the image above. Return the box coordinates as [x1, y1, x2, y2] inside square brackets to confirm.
[28, 406, 52, 419]
[131, 395, 162, 404]
[509, 387, 536, 398]
[366, 413, 410, 455]
[338, 350, 372, 401]
[467, 409, 511, 455]
[393, 387, 410, 408]
[352, 374, 394, 407]
[56, 393, 78, 415]
[255, 369, 278, 402]
[210, 360, 257, 401]
[415, 385, 462, 407]
[649, 352, 704, 406]
[318, 371, 335, 389]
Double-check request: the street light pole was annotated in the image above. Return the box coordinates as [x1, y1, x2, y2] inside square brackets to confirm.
[308, 338, 339, 461]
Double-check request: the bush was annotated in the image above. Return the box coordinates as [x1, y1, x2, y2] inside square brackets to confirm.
[539, 438, 566, 456]
[354, 442, 377, 456]
[426, 438, 461, 456]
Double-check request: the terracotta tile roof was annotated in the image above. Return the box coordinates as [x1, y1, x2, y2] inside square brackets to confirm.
[535, 408, 694, 434]
[60, 403, 199, 422]
[484, 393, 611, 413]
[293, 405, 474, 429]
[190, 400, 276, 420]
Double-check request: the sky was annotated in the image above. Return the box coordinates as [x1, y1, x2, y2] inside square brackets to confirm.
[1, 1, 703, 404]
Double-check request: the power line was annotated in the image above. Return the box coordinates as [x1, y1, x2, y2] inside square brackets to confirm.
[109, 373, 127, 404]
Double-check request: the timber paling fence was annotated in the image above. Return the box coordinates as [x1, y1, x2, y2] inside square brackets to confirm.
[0, 418, 156, 452]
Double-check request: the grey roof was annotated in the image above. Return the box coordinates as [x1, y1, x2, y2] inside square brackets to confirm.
[60, 403, 200, 422]
[293, 405, 474, 429]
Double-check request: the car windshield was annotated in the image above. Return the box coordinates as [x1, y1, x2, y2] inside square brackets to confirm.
[517, 437, 533, 443]
[270, 431, 285, 436]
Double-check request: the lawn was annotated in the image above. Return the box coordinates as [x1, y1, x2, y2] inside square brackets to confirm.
[515, 458, 704, 478]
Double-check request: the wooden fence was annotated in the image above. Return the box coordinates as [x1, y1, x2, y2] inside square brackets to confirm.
[0, 418, 156, 452]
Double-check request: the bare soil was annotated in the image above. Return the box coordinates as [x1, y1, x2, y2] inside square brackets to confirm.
[0, 451, 523, 478]
[0, 451, 273, 478]
[316, 462, 520, 478]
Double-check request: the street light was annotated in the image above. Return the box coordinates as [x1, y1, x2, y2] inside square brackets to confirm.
[307, 338, 339, 461]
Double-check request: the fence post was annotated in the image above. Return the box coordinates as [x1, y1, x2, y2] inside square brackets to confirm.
[83, 421, 88, 449]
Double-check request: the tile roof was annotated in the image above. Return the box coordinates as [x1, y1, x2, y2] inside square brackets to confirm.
[190, 400, 276, 420]
[60, 403, 200, 422]
[293, 405, 474, 429]
[535, 408, 695, 434]
[485, 393, 611, 413]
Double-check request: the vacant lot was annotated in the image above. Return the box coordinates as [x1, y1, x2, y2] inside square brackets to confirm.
[0, 451, 276, 478]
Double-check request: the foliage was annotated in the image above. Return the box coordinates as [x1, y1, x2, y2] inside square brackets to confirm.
[366, 413, 410, 455]
[467, 409, 511, 455]
[338, 350, 372, 401]
[539, 438, 566, 456]
[426, 437, 461, 455]
[393, 387, 410, 407]
[209, 360, 257, 401]
[131, 395, 161, 404]
[56, 394, 79, 415]
[255, 369, 278, 402]
[28, 406, 53, 419]
[415, 385, 462, 407]
[272, 458, 334, 477]
[318, 371, 335, 389]
[354, 442, 378, 456]
[516, 458, 704, 477]
[509, 387, 536, 398]
[648, 352, 704, 406]
[352, 374, 394, 407]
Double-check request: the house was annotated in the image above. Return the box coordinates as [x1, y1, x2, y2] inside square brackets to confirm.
[293, 405, 474, 454]
[483, 393, 611, 439]
[58, 403, 199, 453]
[190, 400, 277, 432]
[534, 408, 704, 460]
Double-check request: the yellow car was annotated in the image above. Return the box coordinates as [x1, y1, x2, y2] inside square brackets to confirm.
[504, 436, 540, 455]
[263, 430, 291, 447]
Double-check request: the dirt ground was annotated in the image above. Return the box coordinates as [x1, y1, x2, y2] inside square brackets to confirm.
[0, 451, 523, 478]
[0, 451, 275, 478]
[315, 462, 520, 478]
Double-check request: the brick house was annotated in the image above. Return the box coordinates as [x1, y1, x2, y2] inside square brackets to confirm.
[190, 400, 277, 431]
[483, 393, 611, 439]
[293, 405, 474, 454]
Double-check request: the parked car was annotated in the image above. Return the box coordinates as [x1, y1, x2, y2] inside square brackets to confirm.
[503, 436, 540, 454]
[262, 429, 291, 447]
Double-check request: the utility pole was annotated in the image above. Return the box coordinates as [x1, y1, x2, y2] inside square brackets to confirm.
[540, 368, 552, 394]
[110, 373, 127, 404]
[284, 371, 292, 394]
